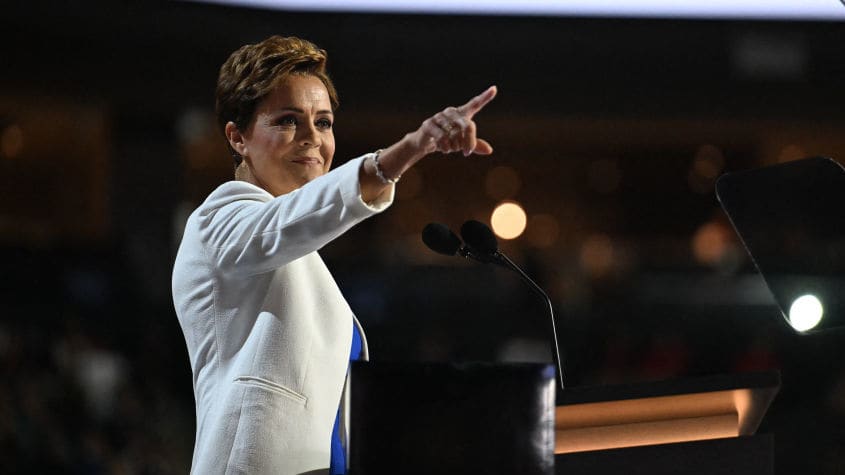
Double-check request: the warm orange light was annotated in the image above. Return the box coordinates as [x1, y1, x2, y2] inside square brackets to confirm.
[556, 389, 745, 454]
[692, 144, 725, 179]
[579, 234, 614, 277]
[688, 144, 726, 194]
[692, 221, 730, 265]
[491, 202, 527, 240]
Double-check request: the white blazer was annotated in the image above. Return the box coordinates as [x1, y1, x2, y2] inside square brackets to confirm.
[172, 155, 393, 474]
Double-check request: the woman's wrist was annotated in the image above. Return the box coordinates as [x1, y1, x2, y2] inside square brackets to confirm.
[405, 130, 436, 160]
[371, 149, 400, 184]
[378, 134, 426, 178]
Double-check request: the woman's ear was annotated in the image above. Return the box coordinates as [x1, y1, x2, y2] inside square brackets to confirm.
[225, 121, 247, 157]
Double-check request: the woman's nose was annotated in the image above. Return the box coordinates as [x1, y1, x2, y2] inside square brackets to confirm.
[298, 123, 320, 147]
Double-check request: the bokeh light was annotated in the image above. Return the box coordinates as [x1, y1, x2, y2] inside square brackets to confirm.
[688, 144, 725, 194]
[692, 221, 731, 265]
[692, 144, 725, 179]
[788, 294, 823, 332]
[490, 201, 527, 240]
[579, 233, 615, 277]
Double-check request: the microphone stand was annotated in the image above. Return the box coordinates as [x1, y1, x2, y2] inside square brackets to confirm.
[493, 251, 566, 391]
[426, 219, 566, 390]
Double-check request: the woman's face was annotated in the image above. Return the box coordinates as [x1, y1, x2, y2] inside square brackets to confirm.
[235, 74, 335, 196]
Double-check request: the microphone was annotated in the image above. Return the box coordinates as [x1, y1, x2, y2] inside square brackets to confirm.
[459, 220, 567, 390]
[422, 222, 462, 256]
[421, 223, 493, 263]
[460, 220, 499, 256]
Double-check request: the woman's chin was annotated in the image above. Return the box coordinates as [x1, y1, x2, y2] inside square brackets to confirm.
[303, 169, 328, 183]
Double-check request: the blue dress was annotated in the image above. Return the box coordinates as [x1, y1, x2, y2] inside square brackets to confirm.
[329, 322, 362, 475]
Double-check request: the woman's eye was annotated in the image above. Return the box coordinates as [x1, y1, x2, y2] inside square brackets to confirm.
[316, 118, 333, 129]
[277, 115, 297, 127]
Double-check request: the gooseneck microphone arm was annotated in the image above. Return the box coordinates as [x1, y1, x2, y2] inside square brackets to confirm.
[492, 251, 566, 391]
[422, 220, 567, 390]
[458, 219, 566, 390]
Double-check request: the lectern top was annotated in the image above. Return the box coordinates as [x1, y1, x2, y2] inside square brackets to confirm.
[556, 370, 780, 406]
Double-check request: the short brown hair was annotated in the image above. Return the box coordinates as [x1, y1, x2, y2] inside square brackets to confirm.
[215, 35, 339, 163]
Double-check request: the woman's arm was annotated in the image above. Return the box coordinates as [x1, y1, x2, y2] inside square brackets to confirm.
[359, 86, 497, 203]
[198, 156, 384, 277]
[196, 86, 497, 276]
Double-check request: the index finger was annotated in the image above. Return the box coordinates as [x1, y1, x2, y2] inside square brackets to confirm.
[457, 85, 497, 118]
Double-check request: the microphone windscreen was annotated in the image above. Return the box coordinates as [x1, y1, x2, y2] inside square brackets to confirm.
[460, 220, 498, 254]
[422, 223, 462, 256]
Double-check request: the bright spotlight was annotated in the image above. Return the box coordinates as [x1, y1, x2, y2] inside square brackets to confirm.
[788, 294, 824, 332]
[491, 202, 527, 240]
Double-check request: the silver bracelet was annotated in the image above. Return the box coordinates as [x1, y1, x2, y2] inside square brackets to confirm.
[372, 149, 400, 184]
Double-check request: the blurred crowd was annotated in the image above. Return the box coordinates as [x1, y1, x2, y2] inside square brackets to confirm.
[2, 243, 845, 474]
[0, 246, 193, 474]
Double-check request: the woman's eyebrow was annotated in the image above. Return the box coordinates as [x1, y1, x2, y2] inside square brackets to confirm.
[274, 107, 333, 115]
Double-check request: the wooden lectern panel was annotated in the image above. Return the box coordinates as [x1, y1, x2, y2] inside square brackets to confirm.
[555, 371, 779, 454]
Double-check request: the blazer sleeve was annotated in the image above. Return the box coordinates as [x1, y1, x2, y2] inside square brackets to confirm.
[196, 155, 394, 277]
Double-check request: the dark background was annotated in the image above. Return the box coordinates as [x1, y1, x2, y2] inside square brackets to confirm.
[2, 1, 845, 473]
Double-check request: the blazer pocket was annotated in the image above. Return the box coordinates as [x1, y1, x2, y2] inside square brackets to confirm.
[233, 376, 308, 406]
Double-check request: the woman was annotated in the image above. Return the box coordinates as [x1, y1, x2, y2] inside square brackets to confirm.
[172, 35, 496, 474]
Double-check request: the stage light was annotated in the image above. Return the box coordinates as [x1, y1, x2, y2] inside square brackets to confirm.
[491, 202, 527, 240]
[788, 294, 824, 332]
[192, 1, 845, 21]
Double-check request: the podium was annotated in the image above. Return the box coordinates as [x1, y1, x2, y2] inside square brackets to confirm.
[349, 363, 778, 474]
[349, 362, 557, 475]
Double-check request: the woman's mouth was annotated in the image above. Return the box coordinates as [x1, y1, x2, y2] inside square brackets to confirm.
[292, 157, 322, 166]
